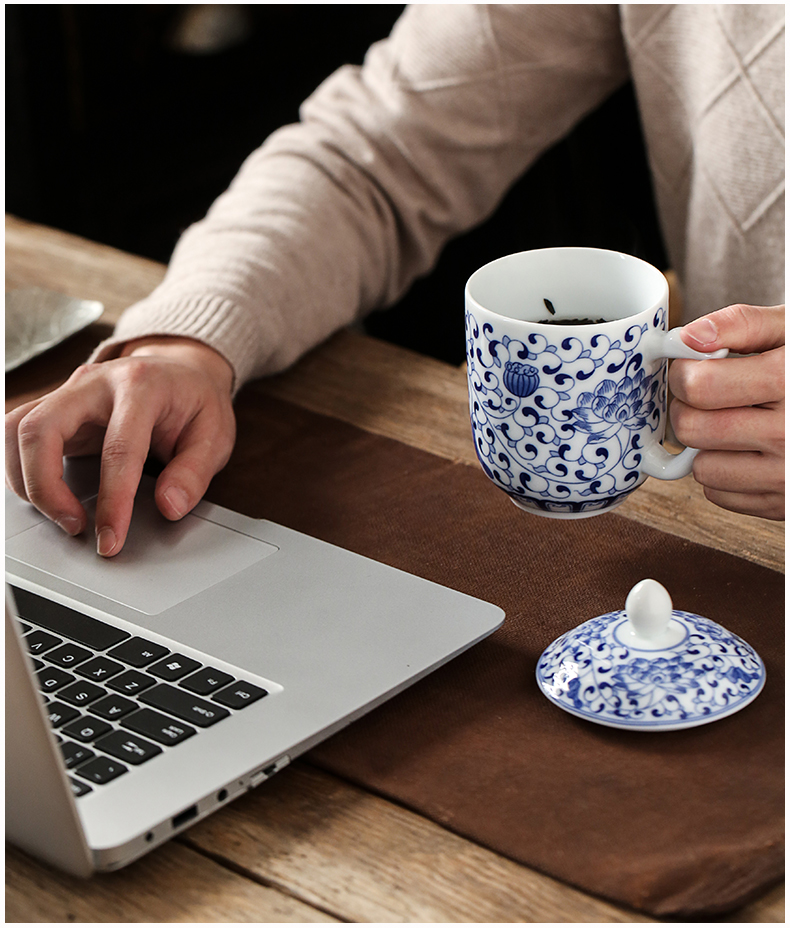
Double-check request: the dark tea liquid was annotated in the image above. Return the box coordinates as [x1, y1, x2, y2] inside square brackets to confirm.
[537, 317, 607, 325]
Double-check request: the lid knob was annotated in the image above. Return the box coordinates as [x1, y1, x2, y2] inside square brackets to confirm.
[620, 579, 685, 649]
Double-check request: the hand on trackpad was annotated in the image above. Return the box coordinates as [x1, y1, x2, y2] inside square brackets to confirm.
[5, 479, 277, 615]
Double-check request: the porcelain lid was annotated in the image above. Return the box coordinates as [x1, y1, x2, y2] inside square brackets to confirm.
[536, 579, 765, 732]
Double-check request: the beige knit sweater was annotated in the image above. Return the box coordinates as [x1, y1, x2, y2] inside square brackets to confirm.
[95, 4, 785, 392]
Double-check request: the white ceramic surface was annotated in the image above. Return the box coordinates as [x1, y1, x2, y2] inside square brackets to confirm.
[465, 248, 727, 518]
[536, 580, 765, 731]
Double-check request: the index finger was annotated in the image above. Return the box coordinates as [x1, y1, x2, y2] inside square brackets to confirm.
[6, 397, 46, 500]
[14, 391, 113, 534]
[669, 344, 785, 410]
[680, 304, 785, 355]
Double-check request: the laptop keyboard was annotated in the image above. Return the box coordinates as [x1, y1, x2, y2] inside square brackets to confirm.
[11, 586, 270, 799]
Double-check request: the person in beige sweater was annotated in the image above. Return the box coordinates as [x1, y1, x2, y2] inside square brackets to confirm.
[6, 4, 785, 556]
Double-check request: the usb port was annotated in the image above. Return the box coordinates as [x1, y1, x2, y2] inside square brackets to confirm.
[172, 804, 198, 829]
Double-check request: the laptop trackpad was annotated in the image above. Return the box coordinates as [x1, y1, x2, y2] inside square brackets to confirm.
[5, 487, 278, 616]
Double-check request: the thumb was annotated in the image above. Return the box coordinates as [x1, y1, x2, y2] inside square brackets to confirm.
[680, 304, 784, 355]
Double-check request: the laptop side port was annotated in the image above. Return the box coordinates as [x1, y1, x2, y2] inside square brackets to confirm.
[248, 754, 291, 788]
[172, 804, 199, 829]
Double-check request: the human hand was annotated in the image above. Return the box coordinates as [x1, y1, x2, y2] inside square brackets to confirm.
[669, 304, 784, 520]
[5, 337, 236, 555]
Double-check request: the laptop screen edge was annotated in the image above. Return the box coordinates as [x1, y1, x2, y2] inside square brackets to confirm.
[5, 587, 95, 877]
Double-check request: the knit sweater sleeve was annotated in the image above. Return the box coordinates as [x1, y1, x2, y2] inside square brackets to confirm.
[92, 4, 629, 390]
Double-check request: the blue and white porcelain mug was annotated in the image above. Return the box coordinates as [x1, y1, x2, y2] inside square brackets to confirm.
[465, 247, 727, 519]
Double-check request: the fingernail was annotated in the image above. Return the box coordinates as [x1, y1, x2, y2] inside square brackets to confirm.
[163, 486, 189, 518]
[56, 515, 82, 536]
[683, 319, 719, 346]
[96, 527, 118, 557]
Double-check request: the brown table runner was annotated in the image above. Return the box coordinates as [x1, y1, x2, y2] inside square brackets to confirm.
[203, 384, 784, 919]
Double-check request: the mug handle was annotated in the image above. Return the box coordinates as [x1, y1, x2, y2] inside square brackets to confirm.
[639, 327, 729, 481]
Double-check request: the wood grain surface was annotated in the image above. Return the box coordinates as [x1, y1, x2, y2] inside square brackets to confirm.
[5, 216, 784, 923]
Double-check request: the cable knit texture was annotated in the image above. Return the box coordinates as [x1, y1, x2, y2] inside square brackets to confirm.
[92, 4, 785, 392]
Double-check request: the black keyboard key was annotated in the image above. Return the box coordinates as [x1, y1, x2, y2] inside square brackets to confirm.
[24, 629, 62, 655]
[106, 669, 157, 696]
[180, 667, 234, 695]
[31, 658, 45, 672]
[61, 715, 113, 742]
[107, 637, 169, 667]
[75, 656, 125, 682]
[139, 684, 230, 727]
[75, 755, 128, 784]
[44, 642, 93, 669]
[57, 679, 106, 708]
[148, 654, 202, 681]
[10, 586, 130, 649]
[90, 693, 138, 720]
[69, 778, 93, 797]
[94, 730, 163, 765]
[213, 681, 268, 709]
[123, 708, 196, 745]
[46, 701, 81, 728]
[36, 666, 76, 693]
[60, 741, 96, 769]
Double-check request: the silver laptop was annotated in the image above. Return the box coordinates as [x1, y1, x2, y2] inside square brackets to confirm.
[6, 458, 504, 876]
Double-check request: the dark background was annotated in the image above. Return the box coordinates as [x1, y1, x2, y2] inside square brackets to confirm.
[6, 3, 668, 365]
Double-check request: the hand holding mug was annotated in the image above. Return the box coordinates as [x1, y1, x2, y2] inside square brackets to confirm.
[465, 248, 727, 519]
[670, 304, 784, 520]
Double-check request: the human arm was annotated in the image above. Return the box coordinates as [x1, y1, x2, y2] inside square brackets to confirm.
[669, 304, 784, 520]
[96, 4, 629, 386]
[5, 337, 236, 556]
[6, 5, 630, 552]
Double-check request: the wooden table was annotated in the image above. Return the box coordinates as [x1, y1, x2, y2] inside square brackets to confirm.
[5, 216, 784, 923]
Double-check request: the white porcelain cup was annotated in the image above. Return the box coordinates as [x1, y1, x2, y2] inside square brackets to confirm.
[465, 247, 727, 519]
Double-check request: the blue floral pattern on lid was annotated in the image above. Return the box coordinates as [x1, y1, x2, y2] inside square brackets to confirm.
[536, 607, 765, 731]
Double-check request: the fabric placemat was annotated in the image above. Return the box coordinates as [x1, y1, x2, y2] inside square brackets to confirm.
[183, 387, 780, 917]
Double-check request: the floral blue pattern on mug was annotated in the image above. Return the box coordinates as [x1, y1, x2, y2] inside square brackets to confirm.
[466, 308, 667, 514]
[464, 248, 729, 518]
